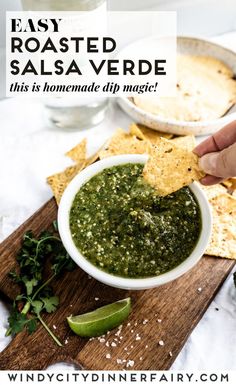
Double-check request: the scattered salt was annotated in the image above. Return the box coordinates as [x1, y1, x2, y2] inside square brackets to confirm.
[117, 359, 123, 364]
[126, 360, 134, 368]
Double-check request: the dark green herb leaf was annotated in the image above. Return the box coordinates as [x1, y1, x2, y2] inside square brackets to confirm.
[7, 227, 75, 346]
[31, 300, 43, 316]
[27, 318, 38, 334]
[23, 277, 38, 296]
[8, 310, 28, 335]
[41, 296, 59, 313]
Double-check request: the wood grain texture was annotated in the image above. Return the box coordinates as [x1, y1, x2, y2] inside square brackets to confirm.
[0, 198, 234, 370]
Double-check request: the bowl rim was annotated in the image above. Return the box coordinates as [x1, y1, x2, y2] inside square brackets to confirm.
[58, 154, 212, 290]
[117, 35, 236, 128]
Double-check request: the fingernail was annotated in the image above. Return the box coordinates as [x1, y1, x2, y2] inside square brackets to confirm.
[199, 153, 218, 175]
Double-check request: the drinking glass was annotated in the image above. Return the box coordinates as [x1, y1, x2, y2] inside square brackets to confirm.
[21, 0, 108, 130]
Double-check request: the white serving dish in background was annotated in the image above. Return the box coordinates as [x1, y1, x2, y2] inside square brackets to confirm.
[58, 154, 212, 290]
[117, 36, 236, 136]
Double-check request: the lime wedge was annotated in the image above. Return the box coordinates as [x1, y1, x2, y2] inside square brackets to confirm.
[67, 298, 131, 337]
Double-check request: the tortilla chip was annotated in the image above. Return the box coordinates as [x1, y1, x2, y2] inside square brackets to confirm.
[47, 161, 86, 204]
[65, 138, 87, 162]
[210, 193, 236, 215]
[99, 128, 151, 159]
[222, 178, 236, 192]
[86, 141, 109, 166]
[136, 124, 173, 143]
[129, 123, 146, 140]
[172, 135, 196, 151]
[206, 193, 236, 259]
[142, 137, 205, 196]
[200, 183, 227, 200]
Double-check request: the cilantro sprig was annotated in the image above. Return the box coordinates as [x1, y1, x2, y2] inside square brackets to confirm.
[6, 221, 76, 346]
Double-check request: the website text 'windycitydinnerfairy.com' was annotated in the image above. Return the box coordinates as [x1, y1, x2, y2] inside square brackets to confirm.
[0, 371, 233, 385]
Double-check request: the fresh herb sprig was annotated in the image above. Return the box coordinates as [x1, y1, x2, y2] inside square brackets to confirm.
[6, 221, 76, 346]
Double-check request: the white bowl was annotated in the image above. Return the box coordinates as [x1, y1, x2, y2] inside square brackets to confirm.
[58, 154, 212, 290]
[117, 36, 236, 136]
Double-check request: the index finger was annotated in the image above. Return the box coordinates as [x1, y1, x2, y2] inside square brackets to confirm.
[194, 120, 236, 157]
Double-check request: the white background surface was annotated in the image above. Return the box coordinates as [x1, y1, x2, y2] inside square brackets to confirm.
[0, 14, 236, 372]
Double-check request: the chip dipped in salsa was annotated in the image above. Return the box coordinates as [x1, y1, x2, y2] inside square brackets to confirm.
[69, 163, 202, 278]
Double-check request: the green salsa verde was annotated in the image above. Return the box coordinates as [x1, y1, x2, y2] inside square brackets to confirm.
[70, 163, 201, 278]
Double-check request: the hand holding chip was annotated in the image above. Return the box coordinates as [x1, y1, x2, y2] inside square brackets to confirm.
[194, 121, 236, 185]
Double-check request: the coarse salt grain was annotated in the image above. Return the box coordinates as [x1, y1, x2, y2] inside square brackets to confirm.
[111, 342, 117, 347]
[140, 357, 143, 361]
[95, 297, 99, 301]
[106, 354, 111, 359]
[145, 345, 148, 349]
[169, 351, 173, 357]
[197, 287, 202, 293]
[52, 325, 57, 330]
[126, 360, 134, 368]
[99, 338, 105, 343]
[157, 319, 162, 323]
[143, 319, 148, 325]
[105, 341, 110, 347]
[65, 340, 68, 345]
[159, 340, 164, 346]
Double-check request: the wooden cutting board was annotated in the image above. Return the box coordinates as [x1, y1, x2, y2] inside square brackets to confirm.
[0, 198, 234, 370]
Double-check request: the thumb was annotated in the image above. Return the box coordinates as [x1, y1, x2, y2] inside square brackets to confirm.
[199, 142, 236, 179]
